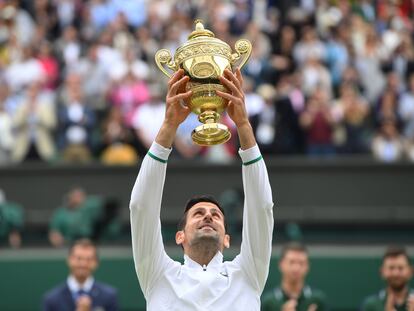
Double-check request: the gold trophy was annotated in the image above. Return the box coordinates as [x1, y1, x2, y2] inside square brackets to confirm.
[155, 20, 252, 145]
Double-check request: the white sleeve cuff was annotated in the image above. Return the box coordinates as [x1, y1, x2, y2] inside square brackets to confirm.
[238, 145, 262, 165]
[148, 142, 172, 162]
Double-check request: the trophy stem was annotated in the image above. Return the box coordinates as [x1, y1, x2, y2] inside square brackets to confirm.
[192, 110, 231, 146]
[198, 110, 220, 124]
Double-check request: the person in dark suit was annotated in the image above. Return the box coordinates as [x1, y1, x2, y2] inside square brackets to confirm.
[43, 239, 118, 311]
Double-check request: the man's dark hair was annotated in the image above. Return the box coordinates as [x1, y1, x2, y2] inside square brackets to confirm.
[382, 246, 411, 265]
[69, 238, 98, 260]
[177, 195, 227, 232]
[280, 242, 308, 261]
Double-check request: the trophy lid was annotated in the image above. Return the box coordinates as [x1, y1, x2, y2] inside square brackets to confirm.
[188, 19, 215, 40]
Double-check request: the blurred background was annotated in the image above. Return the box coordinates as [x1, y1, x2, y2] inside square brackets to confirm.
[0, 0, 413, 310]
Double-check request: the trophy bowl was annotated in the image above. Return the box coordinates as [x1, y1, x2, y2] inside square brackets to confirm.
[155, 19, 252, 146]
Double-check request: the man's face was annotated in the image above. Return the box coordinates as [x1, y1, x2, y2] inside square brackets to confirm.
[67, 246, 98, 282]
[279, 250, 309, 283]
[176, 202, 230, 252]
[381, 255, 413, 292]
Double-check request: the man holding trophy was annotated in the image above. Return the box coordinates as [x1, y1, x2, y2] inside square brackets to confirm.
[129, 21, 274, 310]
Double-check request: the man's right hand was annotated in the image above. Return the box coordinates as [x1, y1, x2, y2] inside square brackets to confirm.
[385, 292, 396, 311]
[282, 299, 297, 311]
[75, 295, 92, 311]
[155, 69, 192, 148]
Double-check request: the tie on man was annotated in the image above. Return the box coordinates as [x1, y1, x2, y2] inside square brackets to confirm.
[75, 289, 89, 301]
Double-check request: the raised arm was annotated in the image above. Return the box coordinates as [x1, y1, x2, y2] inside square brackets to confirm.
[129, 70, 192, 296]
[218, 69, 274, 292]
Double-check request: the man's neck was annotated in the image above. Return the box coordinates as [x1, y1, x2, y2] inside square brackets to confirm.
[281, 279, 305, 299]
[387, 286, 409, 304]
[186, 246, 220, 267]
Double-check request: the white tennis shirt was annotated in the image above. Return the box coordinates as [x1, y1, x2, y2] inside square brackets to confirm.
[130, 142, 274, 310]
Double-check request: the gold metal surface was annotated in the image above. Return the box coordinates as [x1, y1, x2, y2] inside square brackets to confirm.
[155, 19, 252, 145]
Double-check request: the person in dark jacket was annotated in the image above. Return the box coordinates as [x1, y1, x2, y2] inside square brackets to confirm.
[43, 239, 118, 311]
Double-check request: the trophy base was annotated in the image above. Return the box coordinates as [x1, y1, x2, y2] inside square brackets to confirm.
[191, 123, 231, 146]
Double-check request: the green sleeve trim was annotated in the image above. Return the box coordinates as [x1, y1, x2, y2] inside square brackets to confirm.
[243, 155, 263, 166]
[147, 151, 168, 163]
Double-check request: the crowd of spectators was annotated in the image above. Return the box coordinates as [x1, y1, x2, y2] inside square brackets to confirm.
[0, 0, 414, 164]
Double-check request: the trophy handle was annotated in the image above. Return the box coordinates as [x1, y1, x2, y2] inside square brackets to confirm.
[231, 39, 252, 70]
[155, 49, 177, 78]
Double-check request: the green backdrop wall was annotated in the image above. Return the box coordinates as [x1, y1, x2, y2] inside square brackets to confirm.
[1, 249, 412, 311]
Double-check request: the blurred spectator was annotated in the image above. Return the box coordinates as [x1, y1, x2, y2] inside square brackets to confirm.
[293, 26, 326, 66]
[109, 66, 150, 127]
[0, 189, 24, 248]
[0, 85, 13, 165]
[57, 76, 96, 163]
[36, 41, 59, 90]
[5, 45, 45, 92]
[131, 84, 165, 151]
[399, 73, 414, 139]
[300, 56, 332, 99]
[372, 119, 404, 162]
[300, 88, 336, 156]
[0, 1, 35, 47]
[48, 187, 121, 248]
[55, 25, 81, 71]
[251, 83, 302, 155]
[174, 113, 202, 160]
[361, 246, 413, 311]
[243, 76, 265, 117]
[268, 24, 297, 80]
[99, 106, 138, 165]
[43, 239, 119, 311]
[375, 89, 402, 130]
[261, 242, 328, 311]
[11, 81, 56, 162]
[354, 24, 387, 103]
[331, 83, 371, 153]
[325, 25, 349, 89]
[75, 43, 110, 112]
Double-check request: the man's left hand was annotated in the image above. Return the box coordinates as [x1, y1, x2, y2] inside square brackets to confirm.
[217, 68, 248, 128]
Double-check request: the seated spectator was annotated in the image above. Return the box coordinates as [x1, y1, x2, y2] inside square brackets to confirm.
[75, 43, 110, 113]
[372, 118, 404, 162]
[49, 187, 120, 248]
[261, 242, 328, 311]
[375, 89, 402, 129]
[43, 239, 119, 311]
[0, 86, 13, 165]
[300, 88, 336, 156]
[36, 41, 59, 90]
[361, 246, 413, 311]
[251, 83, 302, 155]
[109, 67, 150, 127]
[11, 81, 56, 162]
[0, 189, 24, 248]
[131, 84, 165, 150]
[99, 106, 138, 165]
[331, 83, 371, 153]
[57, 83, 96, 163]
[399, 73, 414, 139]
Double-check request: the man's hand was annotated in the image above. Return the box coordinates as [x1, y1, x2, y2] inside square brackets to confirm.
[155, 69, 192, 148]
[385, 292, 396, 311]
[164, 69, 192, 128]
[75, 295, 92, 311]
[217, 68, 248, 128]
[217, 68, 256, 150]
[281, 299, 297, 311]
[407, 294, 414, 311]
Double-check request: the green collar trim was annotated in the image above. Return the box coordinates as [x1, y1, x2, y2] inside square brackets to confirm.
[148, 151, 168, 163]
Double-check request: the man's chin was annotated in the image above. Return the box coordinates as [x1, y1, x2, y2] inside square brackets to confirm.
[389, 281, 407, 292]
